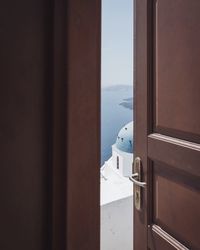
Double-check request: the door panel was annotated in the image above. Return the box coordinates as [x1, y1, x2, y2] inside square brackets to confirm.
[148, 134, 200, 178]
[150, 0, 200, 249]
[153, 164, 200, 249]
[148, 225, 189, 250]
[155, 0, 200, 142]
[135, 0, 200, 249]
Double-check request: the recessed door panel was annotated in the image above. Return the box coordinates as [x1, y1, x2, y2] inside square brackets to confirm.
[154, 0, 200, 142]
[153, 163, 200, 249]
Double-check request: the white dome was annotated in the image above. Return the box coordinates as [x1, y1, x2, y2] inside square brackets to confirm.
[115, 121, 133, 153]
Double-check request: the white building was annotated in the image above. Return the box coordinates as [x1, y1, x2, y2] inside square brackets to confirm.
[101, 121, 134, 205]
[101, 121, 134, 250]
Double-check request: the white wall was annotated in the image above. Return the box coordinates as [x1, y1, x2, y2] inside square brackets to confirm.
[112, 145, 133, 177]
[112, 149, 123, 175]
[122, 153, 133, 177]
[101, 196, 133, 250]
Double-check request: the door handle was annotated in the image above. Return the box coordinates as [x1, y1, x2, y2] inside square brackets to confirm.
[129, 173, 147, 188]
[129, 157, 146, 210]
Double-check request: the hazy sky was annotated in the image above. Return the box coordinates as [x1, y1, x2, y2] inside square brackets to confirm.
[101, 0, 133, 87]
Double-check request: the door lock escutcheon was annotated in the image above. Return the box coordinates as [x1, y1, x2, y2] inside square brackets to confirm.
[129, 157, 146, 210]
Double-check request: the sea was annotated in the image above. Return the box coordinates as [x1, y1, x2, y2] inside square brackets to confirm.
[101, 85, 133, 166]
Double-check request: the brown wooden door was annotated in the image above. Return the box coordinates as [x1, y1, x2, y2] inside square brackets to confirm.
[0, 0, 53, 249]
[0, 0, 100, 249]
[134, 0, 200, 249]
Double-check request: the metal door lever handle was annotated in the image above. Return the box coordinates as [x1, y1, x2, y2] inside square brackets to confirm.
[129, 173, 147, 188]
[131, 157, 146, 210]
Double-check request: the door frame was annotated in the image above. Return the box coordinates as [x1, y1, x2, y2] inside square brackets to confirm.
[51, 0, 152, 249]
[51, 0, 101, 249]
[134, 0, 152, 249]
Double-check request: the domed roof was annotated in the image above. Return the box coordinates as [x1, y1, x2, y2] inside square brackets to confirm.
[115, 121, 133, 153]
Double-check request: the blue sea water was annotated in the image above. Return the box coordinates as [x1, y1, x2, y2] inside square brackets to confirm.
[101, 86, 133, 166]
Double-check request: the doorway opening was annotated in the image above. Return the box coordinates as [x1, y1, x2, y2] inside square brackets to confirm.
[100, 0, 134, 249]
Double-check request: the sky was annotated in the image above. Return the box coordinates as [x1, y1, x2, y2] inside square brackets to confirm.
[101, 0, 133, 87]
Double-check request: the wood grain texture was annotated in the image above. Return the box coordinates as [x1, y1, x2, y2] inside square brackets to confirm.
[148, 133, 200, 177]
[148, 225, 189, 250]
[65, 0, 101, 249]
[153, 166, 200, 249]
[52, 0, 67, 249]
[0, 0, 53, 249]
[0, 1, 100, 249]
[154, 0, 200, 143]
[146, 1, 200, 249]
[134, 0, 151, 249]
[135, 0, 200, 249]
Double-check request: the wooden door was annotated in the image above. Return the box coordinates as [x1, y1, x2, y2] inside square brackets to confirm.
[0, 0, 101, 249]
[134, 0, 200, 249]
[0, 0, 53, 249]
[0, 0, 100, 249]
